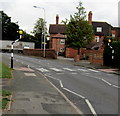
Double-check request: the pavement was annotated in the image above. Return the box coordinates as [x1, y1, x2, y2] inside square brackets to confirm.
[2, 60, 81, 115]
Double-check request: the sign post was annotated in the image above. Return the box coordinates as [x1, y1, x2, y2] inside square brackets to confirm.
[11, 30, 23, 69]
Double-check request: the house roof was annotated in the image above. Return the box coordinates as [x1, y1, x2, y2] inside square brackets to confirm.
[86, 41, 103, 50]
[113, 27, 120, 37]
[49, 24, 66, 34]
[51, 33, 67, 39]
[92, 21, 112, 36]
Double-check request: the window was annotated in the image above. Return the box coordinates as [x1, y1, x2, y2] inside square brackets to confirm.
[95, 36, 99, 42]
[60, 48, 65, 52]
[96, 27, 102, 32]
[112, 34, 115, 38]
[60, 39, 65, 44]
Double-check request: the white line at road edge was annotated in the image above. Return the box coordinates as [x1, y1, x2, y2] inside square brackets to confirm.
[39, 72, 83, 114]
[44, 73, 97, 115]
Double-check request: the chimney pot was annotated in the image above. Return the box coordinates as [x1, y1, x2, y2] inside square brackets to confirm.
[56, 14, 59, 24]
[88, 11, 92, 25]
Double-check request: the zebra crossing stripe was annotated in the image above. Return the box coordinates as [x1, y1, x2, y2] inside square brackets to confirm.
[50, 68, 62, 72]
[78, 69, 88, 72]
[36, 68, 49, 72]
[63, 68, 76, 71]
[88, 69, 99, 73]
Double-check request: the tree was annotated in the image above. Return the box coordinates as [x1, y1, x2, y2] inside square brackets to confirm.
[32, 18, 47, 48]
[66, 2, 94, 54]
[0, 11, 19, 40]
[20, 31, 35, 42]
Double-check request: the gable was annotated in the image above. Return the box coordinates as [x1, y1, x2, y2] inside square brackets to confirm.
[92, 21, 112, 36]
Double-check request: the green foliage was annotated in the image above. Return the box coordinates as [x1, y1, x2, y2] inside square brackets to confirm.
[0, 90, 11, 109]
[0, 11, 19, 40]
[2, 90, 11, 97]
[103, 41, 120, 68]
[32, 18, 48, 48]
[0, 62, 12, 78]
[66, 2, 94, 52]
[20, 31, 35, 42]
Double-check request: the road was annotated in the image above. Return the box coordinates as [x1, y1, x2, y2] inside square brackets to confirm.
[2, 53, 119, 115]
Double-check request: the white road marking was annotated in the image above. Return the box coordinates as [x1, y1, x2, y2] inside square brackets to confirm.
[112, 85, 120, 88]
[36, 68, 49, 72]
[63, 68, 76, 71]
[56, 73, 64, 75]
[101, 79, 112, 86]
[78, 69, 88, 72]
[24, 73, 36, 76]
[45, 75, 60, 81]
[39, 72, 83, 114]
[60, 80, 63, 88]
[85, 99, 97, 116]
[88, 69, 99, 73]
[63, 88, 85, 99]
[50, 68, 62, 72]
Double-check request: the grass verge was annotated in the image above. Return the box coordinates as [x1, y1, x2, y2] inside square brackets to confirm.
[0, 62, 12, 78]
[0, 90, 11, 109]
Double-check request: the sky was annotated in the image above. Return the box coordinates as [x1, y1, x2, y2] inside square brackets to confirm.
[0, 0, 119, 34]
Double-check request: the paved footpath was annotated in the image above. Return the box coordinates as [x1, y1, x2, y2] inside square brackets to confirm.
[3, 65, 81, 114]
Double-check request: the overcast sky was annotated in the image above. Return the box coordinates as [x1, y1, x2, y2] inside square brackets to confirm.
[0, 0, 119, 34]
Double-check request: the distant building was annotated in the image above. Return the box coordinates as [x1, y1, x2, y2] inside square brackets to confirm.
[49, 15, 66, 55]
[88, 11, 120, 42]
[49, 12, 120, 55]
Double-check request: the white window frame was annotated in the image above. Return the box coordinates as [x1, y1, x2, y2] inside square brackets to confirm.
[60, 48, 65, 52]
[60, 39, 65, 44]
[97, 27, 102, 32]
[95, 36, 99, 42]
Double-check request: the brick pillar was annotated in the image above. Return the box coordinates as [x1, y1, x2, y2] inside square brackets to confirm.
[74, 55, 80, 62]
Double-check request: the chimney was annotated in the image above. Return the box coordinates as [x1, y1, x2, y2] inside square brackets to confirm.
[56, 14, 59, 24]
[88, 11, 92, 25]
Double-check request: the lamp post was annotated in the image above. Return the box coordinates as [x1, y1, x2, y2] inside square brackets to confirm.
[11, 30, 23, 69]
[33, 6, 46, 57]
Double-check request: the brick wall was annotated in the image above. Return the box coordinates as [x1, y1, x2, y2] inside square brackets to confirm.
[23, 49, 57, 59]
[65, 47, 104, 65]
[65, 48, 79, 58]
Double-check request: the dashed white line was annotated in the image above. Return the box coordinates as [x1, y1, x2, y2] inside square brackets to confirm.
[101, 79, 112, 86]
[63, 88, 85, 99]
[112, 85, 120, 88]
[85, 99, 97, 116]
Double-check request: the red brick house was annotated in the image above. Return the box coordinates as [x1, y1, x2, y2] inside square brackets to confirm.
[49, 13, 120, 57]
[49, 15, 66, 55]
[88, 11, 120, 43]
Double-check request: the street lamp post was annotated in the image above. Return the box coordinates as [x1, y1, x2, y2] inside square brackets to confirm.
[33, 6, 46, 57]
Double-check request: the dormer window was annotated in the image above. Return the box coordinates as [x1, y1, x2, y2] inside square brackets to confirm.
[97, 27, 102, 32]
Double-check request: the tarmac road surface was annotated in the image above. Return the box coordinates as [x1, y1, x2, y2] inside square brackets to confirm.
[2, 53, 119, 115]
